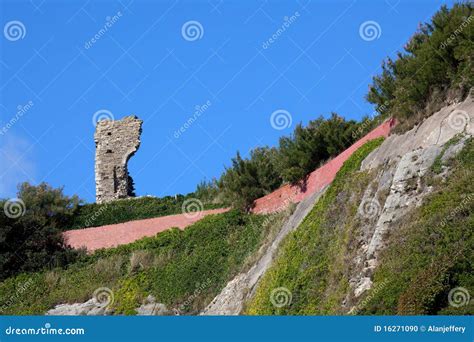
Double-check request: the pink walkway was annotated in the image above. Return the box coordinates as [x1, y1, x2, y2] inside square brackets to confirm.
[64, 119, 394, 252]
[63, 208, 229, 252]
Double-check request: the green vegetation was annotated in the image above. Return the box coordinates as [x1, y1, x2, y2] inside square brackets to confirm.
[0, 183, 83, 281]
[361, 138, 473, 315]
[246, 138, 385, 314]
[367, 3, 473, 130]
[217, 114, 370, 210]
[70, 194, 223, 230]
[431, 134, 462, 174]
[0, 210, 283, 315]
[0, 182, 224, 282]
[219, 147, 282, 211]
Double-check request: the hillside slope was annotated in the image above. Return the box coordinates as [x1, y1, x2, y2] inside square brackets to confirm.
[245, 93, 473, 315]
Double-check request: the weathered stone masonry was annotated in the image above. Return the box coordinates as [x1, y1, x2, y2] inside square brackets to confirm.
[95, 115, 143, 204]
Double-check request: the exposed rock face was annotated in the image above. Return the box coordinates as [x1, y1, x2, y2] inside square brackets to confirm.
[46, 295, 171, 316]
[347, 91, 473, 306]
[95, 116, 143, 204]
[46, 298, 113, 316]
[135, 295, 172, 316]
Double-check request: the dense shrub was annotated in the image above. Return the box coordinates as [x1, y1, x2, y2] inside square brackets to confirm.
[219, 147, 282, 211]
[0, 182, 83, 281]
[276, 113, 360, 184]
[367, 3, 473, 130]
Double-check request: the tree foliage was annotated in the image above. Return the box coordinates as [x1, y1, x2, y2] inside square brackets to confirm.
[367, 3, 473, 127]
[217, 114, 361, 210]
[0, 182, 82, 281]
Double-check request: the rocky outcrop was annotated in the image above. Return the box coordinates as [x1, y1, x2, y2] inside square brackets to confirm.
[201, 187, 327, 315]
[348, 91, 473, 305]
[46, 295, 171, 316]
[136, 295, 172, 315]
[46, 298, 113, 316]
[95, 116, 143, 204]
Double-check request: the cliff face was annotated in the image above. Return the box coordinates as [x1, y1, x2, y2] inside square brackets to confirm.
[210, 93, 473, 315]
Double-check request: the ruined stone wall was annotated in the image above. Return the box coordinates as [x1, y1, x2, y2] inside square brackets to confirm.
[95, 115, 142, 204]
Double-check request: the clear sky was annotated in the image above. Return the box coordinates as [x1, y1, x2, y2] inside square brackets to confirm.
[0, 0, 455, 203]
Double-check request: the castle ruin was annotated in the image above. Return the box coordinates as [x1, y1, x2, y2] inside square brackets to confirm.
[94, 115, 143, 204]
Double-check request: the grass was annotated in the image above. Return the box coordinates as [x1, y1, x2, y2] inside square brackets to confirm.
[0, 210, 285, 315]
[68, 195, 224, 230]
[246, 138, 385, 314]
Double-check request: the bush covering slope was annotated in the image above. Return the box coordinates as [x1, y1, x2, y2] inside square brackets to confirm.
[0, 210, 284, 315]
[367, 3, 473, 130]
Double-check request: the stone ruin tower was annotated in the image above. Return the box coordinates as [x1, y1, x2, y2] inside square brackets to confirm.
[94, 115, 143, 204]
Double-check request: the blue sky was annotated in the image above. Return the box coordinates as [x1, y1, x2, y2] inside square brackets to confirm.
[0, 0, 454, 203]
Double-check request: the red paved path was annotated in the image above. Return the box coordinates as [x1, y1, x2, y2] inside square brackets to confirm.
[64, 119, 394, 252]
[63, 208, 229, 252]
